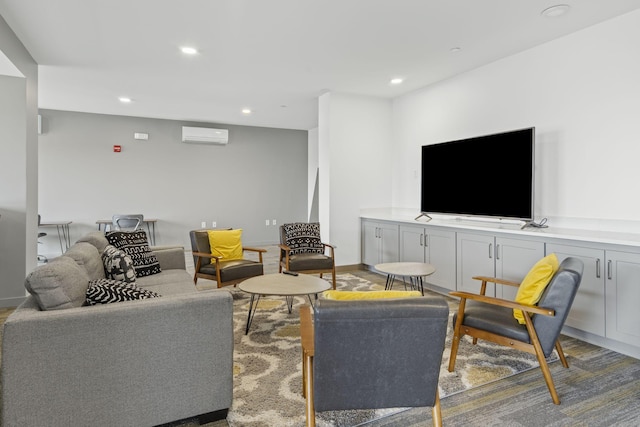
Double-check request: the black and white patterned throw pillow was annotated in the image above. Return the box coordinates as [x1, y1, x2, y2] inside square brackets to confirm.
[102, 244, 137, 283]
[284, 222, 324, 255]
[86, 278, 161, 305]
[105, 230, 161, 277]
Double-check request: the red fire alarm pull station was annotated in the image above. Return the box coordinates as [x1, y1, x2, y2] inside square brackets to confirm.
[113, 145, 122, 152]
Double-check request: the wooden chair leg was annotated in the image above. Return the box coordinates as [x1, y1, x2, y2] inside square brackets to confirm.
[304, 354, 315, 427]
[555, 340, 569, 368]
[431, 389, 442, 427]
[524, 315, 561, 404]
[448, 299, 466, 372]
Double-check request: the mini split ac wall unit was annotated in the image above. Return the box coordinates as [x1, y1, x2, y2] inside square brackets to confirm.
[181, 126, 229, 145]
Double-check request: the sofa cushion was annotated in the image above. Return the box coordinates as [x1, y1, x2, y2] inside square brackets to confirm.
[86, 278, 161, 305]
[24, 256, 91, 310]
[106, 230, 161, 277]
[76, 231, 110, 253]
[102, 244, 137, 283]
[284, 222, 324, 255]
[63, 242, 106, 280]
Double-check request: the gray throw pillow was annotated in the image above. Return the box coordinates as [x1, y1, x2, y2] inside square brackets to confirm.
[102, 244, 136, 283]
[24, 256, 90, 310]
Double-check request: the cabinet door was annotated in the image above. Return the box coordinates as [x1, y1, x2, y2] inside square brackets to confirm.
[605, 250, 640, 346]
[457, 232, 496, 296]
[495, 237, 544, 300]
[361, 220, 379, 266]
[379, 222, 399, 263]
[425, 228, 457, 291]
[546, 243, 605, 337]
[399, 224, 425, 263]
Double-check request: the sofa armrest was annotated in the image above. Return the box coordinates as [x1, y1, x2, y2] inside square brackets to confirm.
[151, 245, 186, 270]
[1, 291, 233, 426]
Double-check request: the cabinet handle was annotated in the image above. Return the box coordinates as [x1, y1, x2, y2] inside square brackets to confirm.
[496, 244, 500, 260]
[425, 234, 429, 247]
[489, 243, 493, 259]
[607, 259, 612, 280]
[376, 227, 380, 238]
[596, 258, 601, 278]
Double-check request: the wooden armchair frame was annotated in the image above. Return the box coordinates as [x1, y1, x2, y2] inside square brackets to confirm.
[279, 242, 336, 289]
[448, 275, 570, 405]
[192, 246, 266, 288]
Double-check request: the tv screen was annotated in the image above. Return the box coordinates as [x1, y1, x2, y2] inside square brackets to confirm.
[420, 127, 535, 221]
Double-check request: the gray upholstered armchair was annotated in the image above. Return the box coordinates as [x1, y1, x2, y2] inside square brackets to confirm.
[279, 222, 336, 289]
[448, 257, 584, 405]
[300, 297, 449, 427]
[189, 229, 265, 287]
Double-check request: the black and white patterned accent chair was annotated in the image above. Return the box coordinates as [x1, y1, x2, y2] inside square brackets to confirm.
[279, 222, 336, 290]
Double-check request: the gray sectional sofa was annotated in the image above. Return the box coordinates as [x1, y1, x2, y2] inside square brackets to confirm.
[1, 231, 233, 426]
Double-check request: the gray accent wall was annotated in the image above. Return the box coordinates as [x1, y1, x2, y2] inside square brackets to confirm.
[38, 109, 308, 257]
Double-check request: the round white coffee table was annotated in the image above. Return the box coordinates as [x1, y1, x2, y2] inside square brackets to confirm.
[239, 273, 331, 334]
[374, 262, 436, 295]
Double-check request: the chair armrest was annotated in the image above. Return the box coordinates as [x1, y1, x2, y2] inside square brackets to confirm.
[243, 246, 267, 253]
[321, 243, 335, 258]
[449, 291, 555, 317]
[192, 251, 221, 261]
[279, 243, 292, 252]
[472, 275, 521, 287]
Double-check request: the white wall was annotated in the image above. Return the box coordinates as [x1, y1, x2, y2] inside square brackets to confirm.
[391, 9, 640, 232]
[319, 92, 392, 265]
[0, 15, 38, 308]
[307, 127, 319, 221]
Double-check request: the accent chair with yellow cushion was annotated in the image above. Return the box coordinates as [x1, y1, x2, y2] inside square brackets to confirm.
[189, 229, 266, 288]
[448, 256, 584, 405]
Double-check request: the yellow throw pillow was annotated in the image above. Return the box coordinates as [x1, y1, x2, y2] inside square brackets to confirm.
[513, 253, 560, 324]
[324, 290, 422, 300]
[207, 229, 243, 260]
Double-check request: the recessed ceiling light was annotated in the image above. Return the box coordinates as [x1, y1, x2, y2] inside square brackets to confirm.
[450, 47, 462, 53]
[180, 46, 198, 55]
[242, 108, 252, 115]
[118, 97, 132, 103]
[541, 4, 570, 18]
[390, 78, 403, 85]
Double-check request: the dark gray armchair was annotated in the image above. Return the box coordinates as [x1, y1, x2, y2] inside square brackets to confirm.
[448, 257, 584, 405]
[189, 229, 265, 288]
[279, 223, 336, 289]
[300, 297, 449, 427]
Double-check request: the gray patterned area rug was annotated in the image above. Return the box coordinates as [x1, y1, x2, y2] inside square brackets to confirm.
[226, 273, 558, 427]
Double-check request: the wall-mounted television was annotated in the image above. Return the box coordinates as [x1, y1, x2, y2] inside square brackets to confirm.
[420, 127, 535, 222]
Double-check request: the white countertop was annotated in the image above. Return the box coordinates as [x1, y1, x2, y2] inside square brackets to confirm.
[360, 208, 640, 248]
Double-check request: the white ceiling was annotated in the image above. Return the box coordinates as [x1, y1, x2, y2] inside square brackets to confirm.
[1, 1, 640, 130]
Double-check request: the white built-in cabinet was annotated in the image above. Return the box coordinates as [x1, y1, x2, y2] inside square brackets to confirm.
[399, 224, 456, 291]
[361, 219, 399, 266]
[456, 232, 544, 298]
[360, 216, 640, 358]
[545, 243, 605, 337]
[604, 250, 640, 347]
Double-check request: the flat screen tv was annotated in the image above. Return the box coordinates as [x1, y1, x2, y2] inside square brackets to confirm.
[420, 127, 535, 222]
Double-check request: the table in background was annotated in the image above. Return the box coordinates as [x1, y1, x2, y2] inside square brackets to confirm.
[374, 262, 436, 295]
[239, 273, 331, 334]
[39, 221, 72, 253]
[96, 219, 158, 245]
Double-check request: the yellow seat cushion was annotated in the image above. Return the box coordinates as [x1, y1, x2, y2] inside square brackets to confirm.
[513, 253, 560, 324]
[207, 229, 243, 260]
[324, 290, 422, 300]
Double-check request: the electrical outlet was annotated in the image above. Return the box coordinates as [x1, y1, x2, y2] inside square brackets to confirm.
[201, 221, 206, 228]
[212, 221, 217, 228]
[265, 219, 270, 226]
[272, 219, 276, 225]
